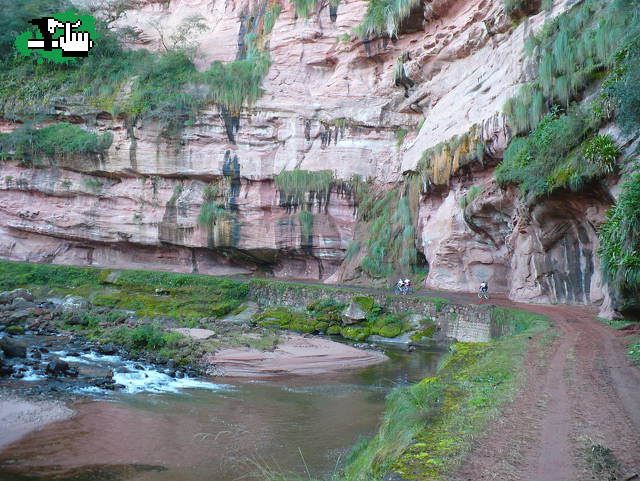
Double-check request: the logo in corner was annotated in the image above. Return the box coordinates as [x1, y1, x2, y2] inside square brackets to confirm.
[15, 10, 97, 63]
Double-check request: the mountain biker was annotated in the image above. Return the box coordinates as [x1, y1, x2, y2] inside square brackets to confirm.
[479, 281, 488, 296]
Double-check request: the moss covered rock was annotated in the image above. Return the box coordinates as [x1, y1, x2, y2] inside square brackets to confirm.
[410, 323, 438, 342]
[343, 296, 376, 325]
[327, 325, 342, 335]
[352, 296, 375, 312]
[341, 325, 371, 341]
[377, 324, 402, 338]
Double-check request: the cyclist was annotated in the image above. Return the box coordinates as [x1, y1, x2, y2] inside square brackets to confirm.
[478, 281, 489, 299]
[395, 279, 405, 295]
[404, 278, 412, 294]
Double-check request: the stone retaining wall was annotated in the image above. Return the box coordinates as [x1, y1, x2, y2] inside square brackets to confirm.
[247, 282, 496, 342]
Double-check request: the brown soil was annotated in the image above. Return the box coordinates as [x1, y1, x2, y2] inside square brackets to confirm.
[451, 301, 640, 481]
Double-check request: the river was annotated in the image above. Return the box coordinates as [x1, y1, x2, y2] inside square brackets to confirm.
[0, 346, 444, 481]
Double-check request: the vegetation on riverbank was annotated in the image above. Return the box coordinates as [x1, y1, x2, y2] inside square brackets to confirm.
[337, 309, 547, 481]
[253, 297, 432, 341]
[269, 308, 547, 481]
[0, 260, 449, 360]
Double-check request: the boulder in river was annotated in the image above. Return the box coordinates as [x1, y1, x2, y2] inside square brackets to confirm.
[61, 295, 90, 313]
[0, 288, 35, 304]
[342, 296, 375, 325]
[97, 344, 117, 355]
[0, 335, 28, 358]
[46, 360, 70, 376]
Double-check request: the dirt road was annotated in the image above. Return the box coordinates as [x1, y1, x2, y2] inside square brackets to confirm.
[452, 301, 640, 481]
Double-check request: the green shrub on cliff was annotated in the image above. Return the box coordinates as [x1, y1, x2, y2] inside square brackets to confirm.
[359, 189, 421, 278]
[598, 172, 640, 314]
[496, 107, 619, 199]
[0, 123, 112, 164]
[0, 0, 274, 132]
[504, 0, 636, 134]
[198, 183, 228, 228]
[354, 0, 420, 38]
[274, 169, 333, 207]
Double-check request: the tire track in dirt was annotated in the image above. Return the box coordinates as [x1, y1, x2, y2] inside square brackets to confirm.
[452, 302, 640, 481]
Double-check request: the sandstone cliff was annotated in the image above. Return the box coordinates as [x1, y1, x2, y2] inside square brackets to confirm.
[0, 0, 630, 315]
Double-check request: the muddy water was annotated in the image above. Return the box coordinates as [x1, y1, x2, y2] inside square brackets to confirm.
[0, 349, 443, 481]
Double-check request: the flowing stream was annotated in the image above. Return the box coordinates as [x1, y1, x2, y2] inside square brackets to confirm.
[0, 346, 444, 481]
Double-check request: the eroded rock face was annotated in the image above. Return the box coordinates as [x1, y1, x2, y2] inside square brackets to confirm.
[420, 173, 616, 309]
[0, 0, 616, 306]
[508, 190, 612, 306]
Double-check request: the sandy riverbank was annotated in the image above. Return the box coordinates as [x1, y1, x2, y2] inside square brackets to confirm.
[206, 333, 388, 377]
[0, 393, 74, 451]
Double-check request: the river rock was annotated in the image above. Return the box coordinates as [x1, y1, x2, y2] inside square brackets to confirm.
[8, 309, 32, 323]
[0, 289, 34, 304]
[61, 295, 90, 313]
[342, 302, 368, 325]
[11, 297, 35, 310]
[0, 336, 28, 358]
[46, 360, 70, 376]
[97, 344, 117, 355]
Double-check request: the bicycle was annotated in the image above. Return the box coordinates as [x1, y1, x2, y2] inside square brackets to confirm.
[394, 285, 410, 295]
[478, 288, 489, 300]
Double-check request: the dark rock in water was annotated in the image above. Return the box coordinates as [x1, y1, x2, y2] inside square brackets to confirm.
[166, 360, 176, 370]
[113, 383, 126, 390]
[134, 363, 145, 370]
[175, 371, 184, 378]
[0, 336, 28, 358]
[98, 344, 117, 355]
[105, 369, 114, 379]
[0, 289, 34, 304]
[67, 367, 79, 377]
[166, 370, 176, 377]
[31, 350, 42, 359]
[115, 366, 130, 373]
[46, 360, 70, 376]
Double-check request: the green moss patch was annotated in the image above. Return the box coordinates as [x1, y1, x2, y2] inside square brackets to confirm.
[410, 323, 437, 342]
[341, 325, 371, 341]
[352, 295, 375, 313]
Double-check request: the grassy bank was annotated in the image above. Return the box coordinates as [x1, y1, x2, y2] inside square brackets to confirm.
[0, 260, 442, 361]
[599, 318, 640, 365]
[271, 309, 548, 481]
